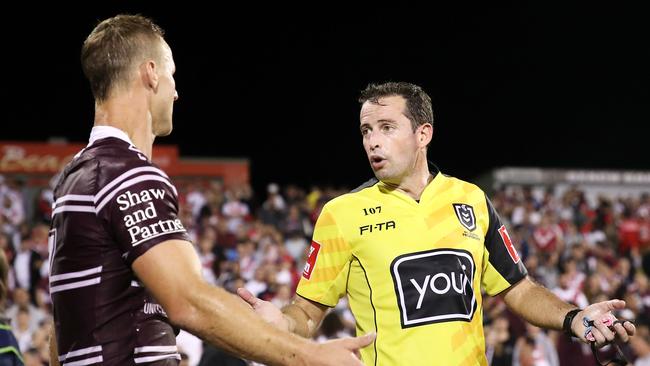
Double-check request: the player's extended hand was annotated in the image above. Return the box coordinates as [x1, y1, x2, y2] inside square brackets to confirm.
[572, 299, 636, 347]
[238, 287, 376, 365]
[310, 333, 376, 366]
[237, 287, 290, 331]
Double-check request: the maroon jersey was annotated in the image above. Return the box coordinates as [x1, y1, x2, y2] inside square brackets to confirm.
[49, 127, 190, 365]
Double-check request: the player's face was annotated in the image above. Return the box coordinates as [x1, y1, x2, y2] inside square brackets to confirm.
[360, 96, 419, 184]
[151, 40, 178, 137]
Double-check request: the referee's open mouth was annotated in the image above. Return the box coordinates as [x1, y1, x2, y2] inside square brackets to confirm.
[370, 155, 387, 170]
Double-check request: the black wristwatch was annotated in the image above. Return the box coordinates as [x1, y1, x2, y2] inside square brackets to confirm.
[563, 308, 581, 337]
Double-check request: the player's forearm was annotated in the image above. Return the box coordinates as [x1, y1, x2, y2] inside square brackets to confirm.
[172, 282, 313, 366]
[501, 276, 576, 330]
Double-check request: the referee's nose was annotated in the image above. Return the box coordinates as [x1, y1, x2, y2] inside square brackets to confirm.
[366, 131, 381, 151]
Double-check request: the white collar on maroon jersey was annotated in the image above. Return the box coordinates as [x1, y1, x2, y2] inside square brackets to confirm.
[88, 126, 134, 147]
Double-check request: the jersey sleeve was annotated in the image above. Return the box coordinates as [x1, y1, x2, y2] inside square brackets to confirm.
[296, 204, 352, 307]
[481, 196, 527, 295]
[96, 163, 191, 265]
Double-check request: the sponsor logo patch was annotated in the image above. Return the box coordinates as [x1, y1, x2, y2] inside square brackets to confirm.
[302, 241, 321, 280]
[143, 302, 167, 317]
[498, 225, 520, 263]
[391, 248, 476, 328]
[115, 188, 186, 246]
[359, 220, 396, 235]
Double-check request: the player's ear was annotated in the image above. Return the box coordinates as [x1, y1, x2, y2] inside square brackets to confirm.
[140, 59, 159, 91]
[418, 123, 433, 147]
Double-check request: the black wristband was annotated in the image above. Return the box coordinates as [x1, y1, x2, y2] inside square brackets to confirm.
[563, 308, 581, 337]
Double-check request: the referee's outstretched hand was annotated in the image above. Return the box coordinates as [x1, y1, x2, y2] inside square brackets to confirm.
[572, 299, 636, 347]
[237, 287, 289, 331]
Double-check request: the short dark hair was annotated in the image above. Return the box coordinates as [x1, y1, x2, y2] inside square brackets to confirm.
[81, 14, 165, 102]
[359, 81, 434, 131]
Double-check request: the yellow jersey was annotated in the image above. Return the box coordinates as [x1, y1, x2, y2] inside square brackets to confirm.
[296, 171, 527, 366]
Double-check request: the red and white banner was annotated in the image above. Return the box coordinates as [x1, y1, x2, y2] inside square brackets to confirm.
[0, 141, 248, 187]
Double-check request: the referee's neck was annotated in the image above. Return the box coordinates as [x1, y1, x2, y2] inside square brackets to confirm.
[383, 169, 433, 201]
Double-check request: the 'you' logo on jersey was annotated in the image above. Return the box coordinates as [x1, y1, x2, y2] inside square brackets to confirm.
[391, 248, 477, 328]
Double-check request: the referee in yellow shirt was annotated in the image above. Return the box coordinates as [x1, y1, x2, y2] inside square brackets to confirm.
[239, 81, 636, 365]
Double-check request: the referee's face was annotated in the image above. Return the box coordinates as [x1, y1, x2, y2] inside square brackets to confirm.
[360, 96, 420, 184]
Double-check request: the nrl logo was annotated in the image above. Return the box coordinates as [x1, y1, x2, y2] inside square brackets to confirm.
[453, 203, 476, 232]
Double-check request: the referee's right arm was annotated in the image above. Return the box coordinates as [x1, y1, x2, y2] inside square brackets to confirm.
[238, 287, 330, 338]
[281, 296, 330, 338]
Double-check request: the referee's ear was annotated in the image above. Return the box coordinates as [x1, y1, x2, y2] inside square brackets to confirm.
[417, 122, 433, 148]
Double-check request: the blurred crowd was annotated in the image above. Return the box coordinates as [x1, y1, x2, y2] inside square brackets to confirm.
[485, 185, 650, 366]
[1, 173, 650, 365]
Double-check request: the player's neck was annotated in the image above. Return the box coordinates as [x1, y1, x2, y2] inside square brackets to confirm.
[93, 91, 154, 159]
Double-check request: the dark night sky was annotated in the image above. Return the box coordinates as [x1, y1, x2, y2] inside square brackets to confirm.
[2, 3, 649, 193]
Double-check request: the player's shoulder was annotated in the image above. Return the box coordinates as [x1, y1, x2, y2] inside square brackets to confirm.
[89, 137, 152, 166]
[82, 138, 178, 214]
[85, 138, 170, 183]
[69, 138, 175, 208]
[57, 137, 169, 193]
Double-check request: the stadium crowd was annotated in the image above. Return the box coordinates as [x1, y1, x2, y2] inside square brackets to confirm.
[1, 173, 650, 365]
